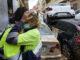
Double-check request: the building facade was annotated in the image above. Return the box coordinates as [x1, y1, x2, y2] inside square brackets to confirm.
[38, 0, 46, 11]
[69, 0, 80, 10]
[0, 0, 8, 32]
[46, 0, 80, 10]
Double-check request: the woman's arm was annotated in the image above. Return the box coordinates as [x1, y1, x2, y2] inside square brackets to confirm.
[6, 22, 24, 44]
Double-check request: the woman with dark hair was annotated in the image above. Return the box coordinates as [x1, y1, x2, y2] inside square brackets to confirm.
[9, 7, 27, 24]
[6, 11, 41, 60]
[0, 7, 27, 60]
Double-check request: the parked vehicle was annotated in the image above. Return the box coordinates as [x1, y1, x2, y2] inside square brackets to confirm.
[57, 19, 80, 60]
[46, 11, 80, 60]
[75, 13, 80, 19]
[46, 3, 75, 17]
[75, 9, 80, 19]
[75, 9, 80, 14]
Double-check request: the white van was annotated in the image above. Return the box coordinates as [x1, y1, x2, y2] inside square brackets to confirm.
[46, 3, 75, 17]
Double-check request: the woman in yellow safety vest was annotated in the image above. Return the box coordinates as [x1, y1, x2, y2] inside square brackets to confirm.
[0, 7, 27, 60]
[5, 11, 42, 60]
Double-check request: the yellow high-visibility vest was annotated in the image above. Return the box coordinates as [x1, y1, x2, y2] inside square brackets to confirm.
[0, 28, 41, 58]
[18, 28, 41, 52]
[0, 28, 20, 58]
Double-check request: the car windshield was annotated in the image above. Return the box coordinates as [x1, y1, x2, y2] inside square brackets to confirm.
[55, 3, 67, 6]
[56, 13, 69, 16]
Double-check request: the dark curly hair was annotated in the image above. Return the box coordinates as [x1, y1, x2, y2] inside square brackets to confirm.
[9, 7, 27, 23]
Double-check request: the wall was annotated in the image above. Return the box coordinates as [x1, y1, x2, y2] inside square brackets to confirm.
[77, 0, 80, 9]
[0, 0, 8, 32]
